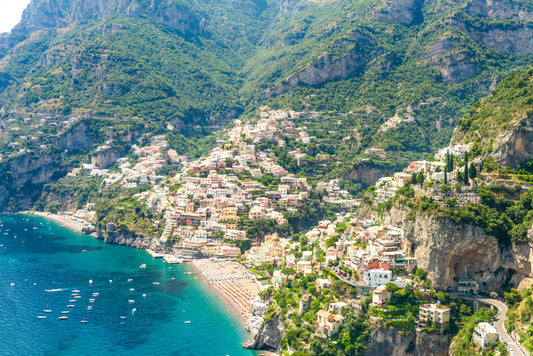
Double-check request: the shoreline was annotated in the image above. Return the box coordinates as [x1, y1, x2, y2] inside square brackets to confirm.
[190, 259, 263, 328]
[16, 210, 269, 352]
[20, 211, 97, 236]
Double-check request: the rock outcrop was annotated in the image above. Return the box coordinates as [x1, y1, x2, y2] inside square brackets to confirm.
[489, 119, 533, 167]
[374, 0, 423, 25]
[433, 52, 479, 83]
[359, 202, 501, 290]
[267, 31, 379, 96]
[243, 314, 284, 351]
[364, 327, 450, 356]
[461, 25, 533, 55]
[100, 228, 164, 251]
[360, 199, 533, 290]
[465, 0, 533, 20]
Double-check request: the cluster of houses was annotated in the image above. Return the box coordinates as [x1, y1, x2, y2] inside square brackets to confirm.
[75, 108, 356, 259]
[374, 144, 482, 207]
[241, 212, 458, 339]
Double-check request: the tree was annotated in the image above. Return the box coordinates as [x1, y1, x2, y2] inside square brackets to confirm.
[415, 268, 427, 280]
[444, 165, 448, 184]
[446, 152, 454, 172]
[385, 282, 399, 293]
[281, 267, 296, 275]
[504, 289, 523, 306]
[459, 304, 472, 316]
[469, 163, 477, 180]
[463, 152, 469, 185]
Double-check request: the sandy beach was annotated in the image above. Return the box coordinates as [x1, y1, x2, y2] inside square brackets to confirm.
[23, 211, 97, 236]
[191, 259, 263, 325]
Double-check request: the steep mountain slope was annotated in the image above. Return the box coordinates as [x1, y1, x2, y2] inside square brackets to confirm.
[0, 0, 533, 211]
[249, 0, 533, 155]
[453, 66, 533, 167]
[0, 0, 274, 127]
[0, 0, 532, 135]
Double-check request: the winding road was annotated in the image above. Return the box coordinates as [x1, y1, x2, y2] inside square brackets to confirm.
[461, 296, 529, 356]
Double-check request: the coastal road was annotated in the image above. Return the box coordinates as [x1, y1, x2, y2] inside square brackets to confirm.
[460, 296, 528, 356]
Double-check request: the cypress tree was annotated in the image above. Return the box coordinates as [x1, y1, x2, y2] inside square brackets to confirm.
[463, 152, 469, 185]
[469, 163, 477, 180]
[444, 166, 448, 184]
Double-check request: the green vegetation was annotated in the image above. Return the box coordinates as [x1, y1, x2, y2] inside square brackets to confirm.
[455, 67, 533, 156]
[507, 287, 533, 354]
[376, 181, 533, 247]
[449, 307, 498, 355]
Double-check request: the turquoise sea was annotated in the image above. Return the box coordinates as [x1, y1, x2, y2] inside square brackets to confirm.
[0, 214, 256, 356]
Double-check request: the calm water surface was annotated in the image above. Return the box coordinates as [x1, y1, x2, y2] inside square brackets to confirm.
[0, 214, 256, 356]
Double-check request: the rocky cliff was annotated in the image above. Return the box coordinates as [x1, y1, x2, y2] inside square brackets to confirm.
[489, 119, 533, 168]
[243, 314, 284, 351]
[0, 120, 137, 212]
[267, 32, 380, 96]
[3, 0, 204, 52]
[364, 327, 450, 356]
[99, 227, 165, 251]
[358, 201, 533, 291]
[452, 67, 533, 167]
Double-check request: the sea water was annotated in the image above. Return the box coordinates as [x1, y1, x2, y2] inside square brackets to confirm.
[0, 214, 257, 356]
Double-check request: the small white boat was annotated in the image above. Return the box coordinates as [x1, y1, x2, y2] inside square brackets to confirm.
[74, 296, 81, 299]
[67, 305, 75, 308]
[152, 282, 160, 285]
[109, 280, 113, 283]
[127, 279, 133, 282]
[128, 300, 135, 304]
[92, 292, 99, 297]
[184, 320, 191, 324]
[81, 318, 88, 323]
[89, 280, 93, 284]
[61, 311, 70, 314]
[37, 316, 46, 319]
[120, 316, 126, 319]
[139, 264, 146, 269]
[72, 290, 80, 293]
[87, 306, 93, 310]
[59, 316, 68, 320]
[89, 299, 95, 303]
[43, 310, 52, 313]
[142, 293, 146, 297]
[129, 288, 134, 292]
[69, 299, 76, 303]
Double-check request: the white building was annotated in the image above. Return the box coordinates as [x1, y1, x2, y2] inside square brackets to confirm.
[372, 285, 392, 305]
[363, 268, 392, 287]
[472, 322, 498, 348]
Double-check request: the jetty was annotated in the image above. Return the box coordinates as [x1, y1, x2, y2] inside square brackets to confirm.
[146, 249, 165, 258]
[163, 255, 184, 264]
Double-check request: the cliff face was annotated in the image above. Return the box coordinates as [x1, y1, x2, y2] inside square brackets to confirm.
[343, 163, 393, 187]
[465, 0, 533, 20]
[506, 226, 533, 285]
[374, 0, 423, 25]
[359, 200, 533, 290]
[364, 327, 450, 356]
[267, 32, 380, 96]
[100, 228, 164, 251]
[8, 0, 203, 44]
[243, 314, 284, 351]
[0, 121, 126, 212]
[359, 202, 506, 290]
[489, 119, 533, 167]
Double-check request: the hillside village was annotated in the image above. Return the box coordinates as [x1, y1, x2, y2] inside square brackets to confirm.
[45, 107, 532, 355]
